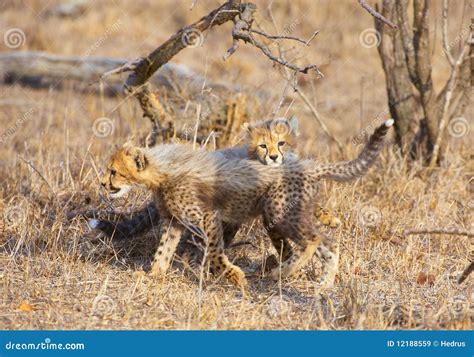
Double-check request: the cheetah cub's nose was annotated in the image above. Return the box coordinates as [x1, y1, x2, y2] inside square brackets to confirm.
[269, 155, 278, 161]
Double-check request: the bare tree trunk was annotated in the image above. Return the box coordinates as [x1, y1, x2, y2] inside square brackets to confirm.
[376, 0, 419, 153]
[376, 0, 471, 164]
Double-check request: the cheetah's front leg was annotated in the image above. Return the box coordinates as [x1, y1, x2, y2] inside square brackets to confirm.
[203, 211, 248, 291]
[150, 218, 184, 277]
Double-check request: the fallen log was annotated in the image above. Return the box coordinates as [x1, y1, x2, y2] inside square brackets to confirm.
[0, 51, 216, 96]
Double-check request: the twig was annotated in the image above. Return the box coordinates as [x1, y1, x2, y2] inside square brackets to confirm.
[358, 0, 398, 29]
[17, 155, 59, 202]
[226, 3, 322, 75]
[404, 228, 474, 237]
[429, 35, 470, 167]
[441, 0, 455, 66]
[228, 240, 258, 249]
[250, 29, 319, 46]
[289, 80, 344, 153]
[458, 261, 473, 284]
[100, 57, 144, 82]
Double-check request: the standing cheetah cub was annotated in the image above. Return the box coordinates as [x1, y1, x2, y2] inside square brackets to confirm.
[99, 120, 393, 290]
[90, 116, 339, 241]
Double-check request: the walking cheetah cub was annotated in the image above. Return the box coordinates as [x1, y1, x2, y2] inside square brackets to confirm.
[98, 120, 393, 290]
[90, 116, 339, 241]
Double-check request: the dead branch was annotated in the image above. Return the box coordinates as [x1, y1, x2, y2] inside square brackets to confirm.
[403, 227, 474, 237]
[123, 1, 242, 89]
[458, 261, 473, 284]
[99, 0, 322, 142]
[226, 3, 322, 75]
[358, 0, 398, 29]
[250, 29, 319, 46]
[259, 11, 339, 152]
[290, 81, 344, 152]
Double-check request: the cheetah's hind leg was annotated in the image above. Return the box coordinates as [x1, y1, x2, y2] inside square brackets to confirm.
[314, 239, 339, 289]
[269, 239, 320, 281]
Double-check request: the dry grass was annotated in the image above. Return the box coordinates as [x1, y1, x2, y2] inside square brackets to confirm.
[0, 0, 472, 330]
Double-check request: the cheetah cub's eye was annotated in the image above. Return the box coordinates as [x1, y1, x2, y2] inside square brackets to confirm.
[278, 141, 286, 146]
[259, 144, 267, 149]
[110, 169, 116, 176]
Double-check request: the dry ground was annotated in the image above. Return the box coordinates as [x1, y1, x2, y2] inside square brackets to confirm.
[0, 0, 472, 329]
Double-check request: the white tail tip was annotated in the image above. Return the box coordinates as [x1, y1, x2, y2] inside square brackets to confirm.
[385, 119, 395, 127]
[88, 219, 100, 229]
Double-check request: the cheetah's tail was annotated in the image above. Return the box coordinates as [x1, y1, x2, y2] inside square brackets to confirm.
[317, 119, 394, 182]
[88, 202, 159, 240]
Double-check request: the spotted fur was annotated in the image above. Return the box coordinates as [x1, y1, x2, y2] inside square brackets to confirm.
[99, 120, 393, 289]
[91, 117, 339, 240]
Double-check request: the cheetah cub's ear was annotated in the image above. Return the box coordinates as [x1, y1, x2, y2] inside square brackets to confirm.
[122, 143, 147, 171]
[288, 115, 299, 136]
[241, 122, 252, 133]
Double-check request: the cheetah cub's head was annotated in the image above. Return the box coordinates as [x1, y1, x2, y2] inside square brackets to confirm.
[243, 116, 298, 166]
[100, 143, 147, 198]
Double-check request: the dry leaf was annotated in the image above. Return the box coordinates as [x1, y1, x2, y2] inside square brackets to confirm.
[19, 302, 34, 312]
[416, 272, 435, 286]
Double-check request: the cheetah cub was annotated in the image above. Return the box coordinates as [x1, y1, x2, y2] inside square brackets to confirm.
[98, 120, 393, 290]
[90, 117, 340, 241]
